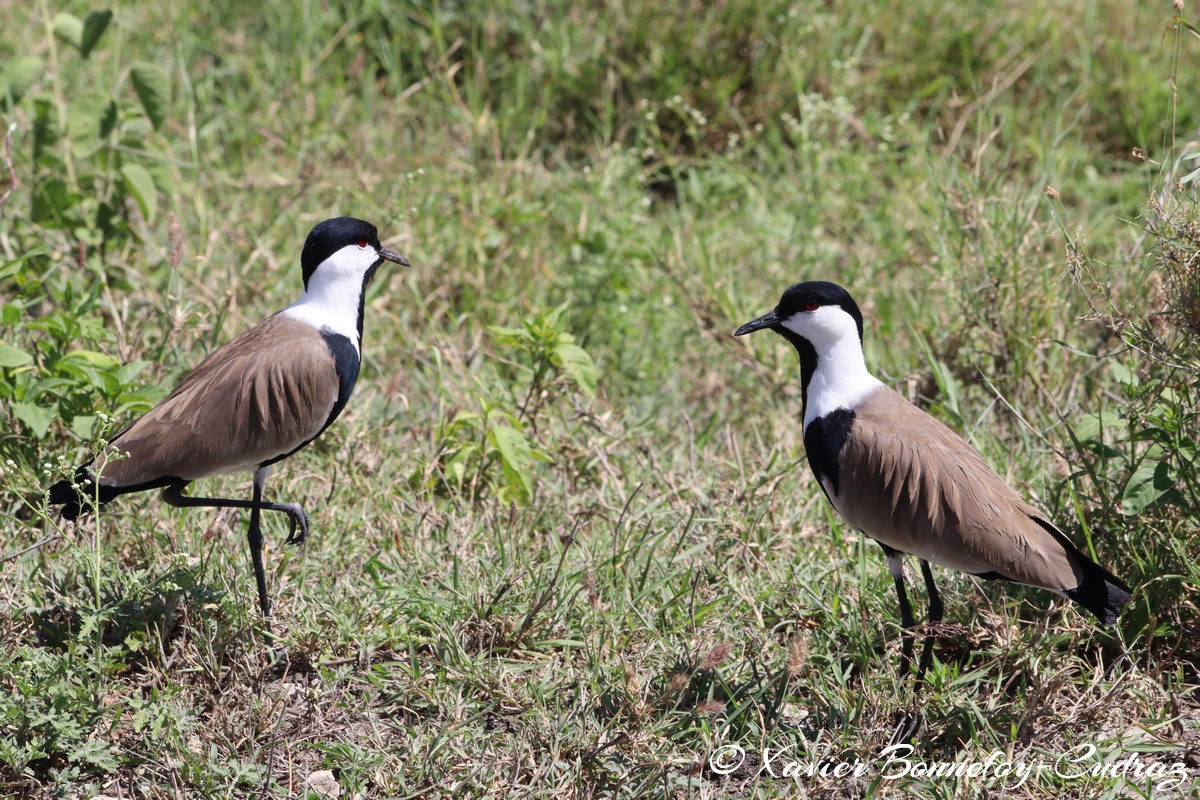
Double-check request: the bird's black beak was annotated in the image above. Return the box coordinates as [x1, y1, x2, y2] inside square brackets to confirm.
[734, 311, 780, 337]
[378, 247, 411, 267]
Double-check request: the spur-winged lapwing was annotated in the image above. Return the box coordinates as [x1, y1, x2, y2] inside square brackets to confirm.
[735, 281, 1132, 690]
[49, 217, 410, 625]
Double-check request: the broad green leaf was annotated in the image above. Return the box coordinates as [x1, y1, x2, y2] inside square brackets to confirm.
[546, 303, 569, 327]
[114, 395, 160, 414]
[1121, 460, 1175, 515]
[1109, 360, 1137, 387]
[70, 414, 98, 440]
[0, 56, 44, 110]
[23, 376, 73, 396]
[80, 10, 113, 58]
[68, 92, 116, 157]
[487, 325, 527, 337]
[1080, 438, 1122, 459]
[115, 360, 150, 384]
[143, 158, 177, 195]
[31, 175, 79, 224]
[130, 63, 170, 130]
[0, 345, 33, 368]
[552, 342, 599, 397]
[448, 410, 483, 426]
[489, 425, 534, 502]
[120, 117, 153, 141]
[65, 349, 122, 369]
[70, 735, 119, 771]
[120, 162, 158, 222]
[1071, 413, 1102, 442]
[487, 324, 532, 347]
[11, 401, 55, 439]
[52, 13, 84, 48]
[445, 444, 479, 486]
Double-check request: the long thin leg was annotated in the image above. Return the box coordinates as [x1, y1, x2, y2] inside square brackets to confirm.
[161, 473, 309, 625]
[883, 547, 923, 746]
[914, 559, 943, 688]
[161, 481, 309, 544]
[884, 548, 916, 675]
[246, 470, 271, 622]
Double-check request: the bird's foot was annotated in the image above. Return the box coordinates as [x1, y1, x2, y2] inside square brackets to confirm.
[256, 616, 291, 670]
[283, 506, 310, 546]
[263, 645, 318, 680]
[267, 645, 290, 670]
[888, 709, 922, 747]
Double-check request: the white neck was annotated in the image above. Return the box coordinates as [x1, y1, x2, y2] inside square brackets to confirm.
[277, 243, 378, 353]
[803, 337, 882, 429]
[279, 271, 363, 353]
[779, 305, 884, 430]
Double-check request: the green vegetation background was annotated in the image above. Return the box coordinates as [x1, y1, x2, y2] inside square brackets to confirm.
[1, 0, 1198, 797]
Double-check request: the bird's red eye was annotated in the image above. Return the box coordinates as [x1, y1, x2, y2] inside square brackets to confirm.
[804, 298, 820, 311]
[356, 239, 370, 248]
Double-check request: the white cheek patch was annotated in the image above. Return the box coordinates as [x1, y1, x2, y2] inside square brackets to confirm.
[325, 244, 379, 279]
[781, 305, 860, 345]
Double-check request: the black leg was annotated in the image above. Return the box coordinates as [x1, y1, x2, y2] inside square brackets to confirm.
[161, 483, 309, 545]
[883, 548, 936, 747]
[883, 548, 915, 676]
[914, 559, 943, 688]
[160, 474, 309, 626]
[246, 476, 271, 623]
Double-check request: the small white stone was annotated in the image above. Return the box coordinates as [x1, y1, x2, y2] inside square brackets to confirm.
[306, 769, 341, 798]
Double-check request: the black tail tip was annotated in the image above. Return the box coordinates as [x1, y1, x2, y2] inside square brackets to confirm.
[48, 474, 96, 521]
[1067, 564, 1133, 625]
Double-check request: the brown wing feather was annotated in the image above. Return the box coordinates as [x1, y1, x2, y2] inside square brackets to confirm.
[92, 315, 340, 486]
[828, 387, 1085, 593]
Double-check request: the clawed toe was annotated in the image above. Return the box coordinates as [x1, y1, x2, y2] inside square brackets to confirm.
[888, 709, 922, 746]
[284, 508, 309, 545]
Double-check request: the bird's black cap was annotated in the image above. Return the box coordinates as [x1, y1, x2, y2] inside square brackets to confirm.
[300, 217, 409, 288]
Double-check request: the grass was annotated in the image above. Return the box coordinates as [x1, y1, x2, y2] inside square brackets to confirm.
[1, 0, 1199, 797]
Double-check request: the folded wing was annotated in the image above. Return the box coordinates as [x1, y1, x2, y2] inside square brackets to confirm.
[829, 387, 1085, 593]
[92, 315, 341, 487]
